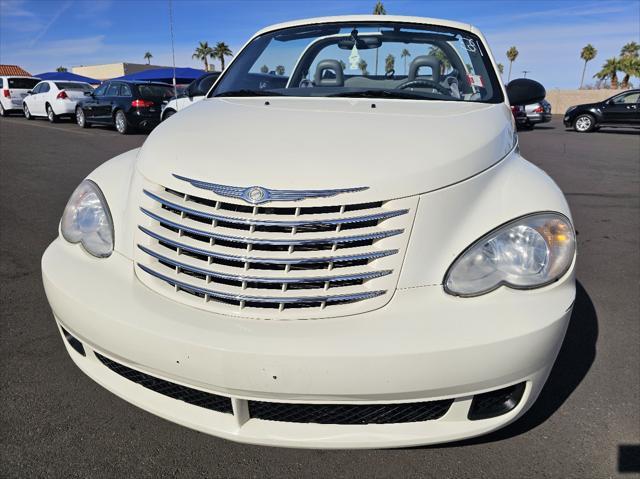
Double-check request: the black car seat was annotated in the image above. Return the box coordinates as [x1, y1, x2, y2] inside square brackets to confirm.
[408, 55, 442, 84]
[314, 60, 345, 87]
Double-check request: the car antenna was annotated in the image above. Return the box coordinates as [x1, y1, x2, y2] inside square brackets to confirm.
[168, 0, 178, 105]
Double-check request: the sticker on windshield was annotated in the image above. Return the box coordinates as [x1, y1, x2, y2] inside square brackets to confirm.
[467, 74, 484, 88]
[463, 38, 483, 56]
[463, 38, 477, 52]
[349, 44, 361, 70]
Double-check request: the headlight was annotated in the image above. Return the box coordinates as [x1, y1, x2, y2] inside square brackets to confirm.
[61, 180, 114, 258]
[444, 213, 575, 297]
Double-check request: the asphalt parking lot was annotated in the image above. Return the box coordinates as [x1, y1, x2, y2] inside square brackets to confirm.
[1, 114, 639, 478]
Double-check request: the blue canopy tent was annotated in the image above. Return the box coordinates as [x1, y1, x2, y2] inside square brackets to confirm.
[34, 71, 101, 85]
[112, 67, 206, 84]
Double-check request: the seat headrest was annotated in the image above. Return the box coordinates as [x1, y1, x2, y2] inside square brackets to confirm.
[314, 60, 344, 87]
[408, 55, 441, 83]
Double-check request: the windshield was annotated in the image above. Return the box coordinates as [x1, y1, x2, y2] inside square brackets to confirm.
[55, 82, 93, 91]
[212, 22, 502, 103]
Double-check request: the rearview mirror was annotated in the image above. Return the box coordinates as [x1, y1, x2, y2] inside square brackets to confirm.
[337, 36, 382, 50]
[506, 78, 546, 106]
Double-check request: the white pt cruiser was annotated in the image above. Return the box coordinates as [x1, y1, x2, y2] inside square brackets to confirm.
[42, 16, 576, 449]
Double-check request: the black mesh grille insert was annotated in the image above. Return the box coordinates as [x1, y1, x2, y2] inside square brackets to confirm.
[95, 352, 233, 414]
[248, 399, 453, 425]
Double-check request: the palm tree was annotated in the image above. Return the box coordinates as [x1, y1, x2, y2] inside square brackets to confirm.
[372, 1, 386, 76]
[385, 54, 395, 74]
[56, 66, 67, 72]
[620, 41, 640, 58]
[213, 42, 233, 71]
[428, 46, 451, 74]
[579, 44, 597, 89]
[620, 42, 639, 88]
[620, 56, 640, 89]
[400, 48, 411, 75]
[497, 63, 504, 75]
[275, 65, 285, 76]
[260, 65, 269, 74]
[358, 59, 369, 76]
[144, 51, 153, 65]
[594, 57, 621, 89]
[192, 41, 214, 71]
[506, 46, 519, 81]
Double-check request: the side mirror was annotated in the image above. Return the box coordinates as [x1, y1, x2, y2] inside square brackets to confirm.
[26, 90, 32, 95]
[506, 78, 546, 106]
[84, 91, 93, 97]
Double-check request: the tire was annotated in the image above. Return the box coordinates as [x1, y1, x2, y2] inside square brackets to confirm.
[574, 114, 595, 133]
[76, 107, 90, 128]
[0, 103, 6, 117]
[23, 104, 33, 120]
[46, 104, 58, 123]
[162, 109, 176, 121]
[114, 110, 129, 134]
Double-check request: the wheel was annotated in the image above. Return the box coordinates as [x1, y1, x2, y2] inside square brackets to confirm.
[114, 110, 129, 134]
[0, 103, 6, 117]
[46, 104, 58, 123]
[76, 107, 90, 128]
[162, 109, 176, 121]
[23, 104, 33, 120]
[574, 114, 595, 133]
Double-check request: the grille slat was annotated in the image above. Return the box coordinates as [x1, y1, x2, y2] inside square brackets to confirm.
[139, 226, 399, 266]
[141, 208, 404, 248]
[136, 181, 413, 316]
[138, 263, 386, 308]
[145, 189, 408, 230]
[138, 244, 392, 289]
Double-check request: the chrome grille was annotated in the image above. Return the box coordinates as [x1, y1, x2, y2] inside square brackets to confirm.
[135, 179, 416, 319]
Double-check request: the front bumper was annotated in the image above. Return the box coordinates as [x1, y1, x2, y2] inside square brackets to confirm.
[42, 238, 575, 448]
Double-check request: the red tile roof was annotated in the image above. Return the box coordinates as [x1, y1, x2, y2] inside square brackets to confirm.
[0, 65, 32, 76]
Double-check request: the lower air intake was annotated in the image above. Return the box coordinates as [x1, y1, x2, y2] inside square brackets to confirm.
[248, 398, 453, 425]
[95, 352, 233, 414]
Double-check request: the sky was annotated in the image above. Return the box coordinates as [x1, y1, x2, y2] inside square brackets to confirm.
[1, 0, 639, 89]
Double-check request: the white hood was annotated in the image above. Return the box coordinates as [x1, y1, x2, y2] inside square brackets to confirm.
[137, 97, 515, 203]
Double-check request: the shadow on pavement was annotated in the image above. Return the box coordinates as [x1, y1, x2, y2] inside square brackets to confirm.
[594, 129, 640, 136]
[426, 280, 598, 448]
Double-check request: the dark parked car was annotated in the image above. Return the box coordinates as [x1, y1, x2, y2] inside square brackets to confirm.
[563, 89, 640, 132]
[511, 104, 528, 128]
[75, 80, 174, 134]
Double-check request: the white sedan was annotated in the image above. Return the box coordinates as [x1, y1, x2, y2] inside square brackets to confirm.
[23, 80, 93, 122]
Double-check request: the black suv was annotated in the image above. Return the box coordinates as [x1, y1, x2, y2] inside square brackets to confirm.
[563, 89, 640, 132]
[76, 80, 174, 134]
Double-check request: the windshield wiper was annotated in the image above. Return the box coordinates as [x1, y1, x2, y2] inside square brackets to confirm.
[214, 89, 284, 98]
[328, 89, 446, 100]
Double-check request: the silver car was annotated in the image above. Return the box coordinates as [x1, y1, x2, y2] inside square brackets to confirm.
[522, 99, 552, 129]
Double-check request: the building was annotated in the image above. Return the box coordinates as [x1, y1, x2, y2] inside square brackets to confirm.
[0, 65, 32, 76]
[71, 62, 172, 81]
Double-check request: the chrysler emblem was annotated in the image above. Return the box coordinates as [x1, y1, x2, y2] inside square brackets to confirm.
[245, 186, 267, 204]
